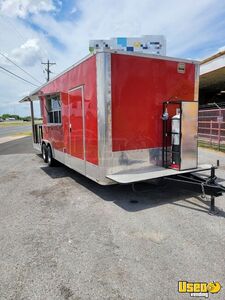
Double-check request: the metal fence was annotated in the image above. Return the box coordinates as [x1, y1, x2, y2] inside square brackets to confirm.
[198, 108, 225, 150]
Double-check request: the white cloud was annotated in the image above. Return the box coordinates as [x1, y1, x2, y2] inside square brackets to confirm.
[218, 45, 225, 52]
[11, 38, 44, 67]
[74, 0, 225, 57]
[0, 14, 52, 116]
[31, 0, 225, 62]
[70, 6, 77, 14]
[0, 0, 56, 18]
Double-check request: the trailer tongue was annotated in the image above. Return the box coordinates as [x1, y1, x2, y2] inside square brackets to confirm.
[107, 164, 225, 214]
[165, 167, 225, 214]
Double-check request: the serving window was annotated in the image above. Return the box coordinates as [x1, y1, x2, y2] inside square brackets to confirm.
[46, 94, 61, 124]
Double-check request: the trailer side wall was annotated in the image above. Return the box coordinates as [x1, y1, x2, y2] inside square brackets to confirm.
[40, 55, 98, 165]
[111, 53, 196, 152]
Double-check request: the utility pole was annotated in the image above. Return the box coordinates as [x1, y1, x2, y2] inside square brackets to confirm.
[42, 60, 56, 82]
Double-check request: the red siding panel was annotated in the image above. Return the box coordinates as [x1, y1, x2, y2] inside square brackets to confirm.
[41, 55, 98, 165]
[111, 54, 196, 151]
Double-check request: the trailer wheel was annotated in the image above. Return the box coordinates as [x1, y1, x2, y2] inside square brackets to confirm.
[42, 143, 48, 163]
[47, 145, 55, 167]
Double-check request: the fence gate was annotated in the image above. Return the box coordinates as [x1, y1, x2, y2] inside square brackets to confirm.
[198, 108, 225, 150]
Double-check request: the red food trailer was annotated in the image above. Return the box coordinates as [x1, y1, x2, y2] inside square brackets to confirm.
[20, 50, 224, 211]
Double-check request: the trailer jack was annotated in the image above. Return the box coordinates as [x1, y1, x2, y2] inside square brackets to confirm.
[164, 166, 225, 215]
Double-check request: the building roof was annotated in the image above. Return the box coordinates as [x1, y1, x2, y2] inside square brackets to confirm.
[200, 50, 225, 65]
[200, 50, 225, 92]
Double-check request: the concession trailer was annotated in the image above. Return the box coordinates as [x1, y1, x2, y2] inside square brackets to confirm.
[20, 49, 225, 212]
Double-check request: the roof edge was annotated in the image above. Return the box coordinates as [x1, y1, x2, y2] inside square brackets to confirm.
[19, 50, 199, 103]
[200, 50, 225, 65]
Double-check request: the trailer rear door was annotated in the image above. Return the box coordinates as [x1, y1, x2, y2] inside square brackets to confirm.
[180, 101, 198, 170]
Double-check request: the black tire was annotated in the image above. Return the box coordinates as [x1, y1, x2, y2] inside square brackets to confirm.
[47, 145, 55, 167]
[42, 143, 48, 163]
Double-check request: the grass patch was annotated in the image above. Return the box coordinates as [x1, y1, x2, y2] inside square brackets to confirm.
[11, 131, 32, 137]
[0, 120, 42, 127]
[198, 140, 225, 153]
[0, 121, 31, 127]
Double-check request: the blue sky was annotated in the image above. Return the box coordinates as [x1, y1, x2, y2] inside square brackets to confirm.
[0, 0, 225, 116]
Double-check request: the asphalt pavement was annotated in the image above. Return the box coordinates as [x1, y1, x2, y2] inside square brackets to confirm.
[0, 125, 31, 137]
[0, 136, 34, 155]
[0, 137, 225, 299]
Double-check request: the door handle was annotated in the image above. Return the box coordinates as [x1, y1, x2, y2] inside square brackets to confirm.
[69, 123, 72, 132]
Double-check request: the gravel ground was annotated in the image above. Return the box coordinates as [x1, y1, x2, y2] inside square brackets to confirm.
[0, 137, 225, 300]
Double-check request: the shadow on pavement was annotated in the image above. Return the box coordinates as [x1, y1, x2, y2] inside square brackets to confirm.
[40, 159, 225, 216]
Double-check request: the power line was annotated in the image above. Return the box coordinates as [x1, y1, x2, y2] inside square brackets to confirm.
[42, 60, 56, 82]
[0, 65, 39, 87]
[0, 67, 22, 84]
[1, 17, 56, 84]
[1, 17, 48, 78]
[0, 52, 43, 85]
